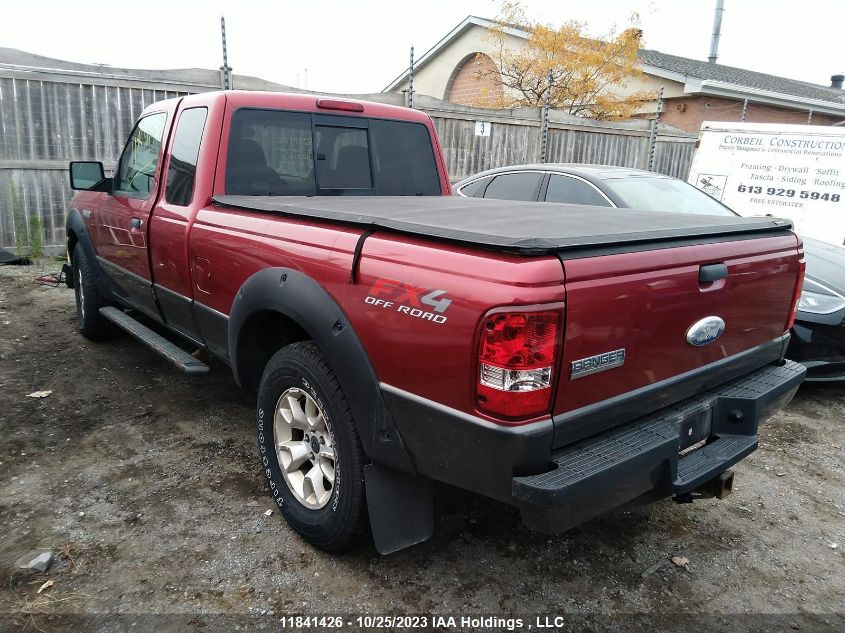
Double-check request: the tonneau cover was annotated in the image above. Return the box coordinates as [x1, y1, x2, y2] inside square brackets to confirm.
[212, 195, 793, 255]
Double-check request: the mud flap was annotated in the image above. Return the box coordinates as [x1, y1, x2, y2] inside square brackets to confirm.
[365, 464, 433, 555]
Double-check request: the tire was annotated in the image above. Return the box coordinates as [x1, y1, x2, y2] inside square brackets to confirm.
[257, 341, 369, 552]
[72, 247, 114, 341]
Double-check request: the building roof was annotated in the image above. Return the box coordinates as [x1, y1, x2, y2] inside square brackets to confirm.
[384, 16, 522, 92]
[384, 15, 845, 117]
[639, 49, 845, 108]
[0, 46, 291, 92]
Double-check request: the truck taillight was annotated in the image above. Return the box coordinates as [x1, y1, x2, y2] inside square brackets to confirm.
[785, 259, 806, 331]
[477, 310, 560, 421]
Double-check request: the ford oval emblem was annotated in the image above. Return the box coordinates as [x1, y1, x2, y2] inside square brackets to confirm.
[686, 316, 726, 347]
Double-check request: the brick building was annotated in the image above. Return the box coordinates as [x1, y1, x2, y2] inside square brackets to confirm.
[385, 16, 845, 132]
[638, 49, 845, 131]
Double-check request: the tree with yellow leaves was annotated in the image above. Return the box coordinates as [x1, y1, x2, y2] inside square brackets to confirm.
[481, 2, 655, 119]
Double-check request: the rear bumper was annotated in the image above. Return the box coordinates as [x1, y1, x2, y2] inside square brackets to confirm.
[513, 360, 806, 533]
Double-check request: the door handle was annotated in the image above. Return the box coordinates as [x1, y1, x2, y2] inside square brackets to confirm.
[130, 217, 142, 230]
[699, 263, 728, 283]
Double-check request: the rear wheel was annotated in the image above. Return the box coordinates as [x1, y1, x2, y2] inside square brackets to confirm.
[257, 342, 369, 551]
[72, 247, 114, 341]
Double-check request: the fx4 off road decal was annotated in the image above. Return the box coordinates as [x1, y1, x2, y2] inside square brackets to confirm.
[364, 277, 452, 325]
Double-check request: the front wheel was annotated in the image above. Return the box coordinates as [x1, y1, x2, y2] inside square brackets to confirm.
[256, 342, 369, 552]
[72, 247, 114, 341]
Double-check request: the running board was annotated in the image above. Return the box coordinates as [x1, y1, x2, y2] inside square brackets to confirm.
[99, 307, 210, 376]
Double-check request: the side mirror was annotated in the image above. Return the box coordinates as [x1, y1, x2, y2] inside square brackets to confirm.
[69, 161, 108, 191]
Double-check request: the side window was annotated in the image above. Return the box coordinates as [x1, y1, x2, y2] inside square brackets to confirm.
[458, 176, 492, 197]
[546, 175, 611, 207]
[483, 172, 542, 201]
[114, 113, 167, 197]
[314, 125, 371, 190]
[166, 108, 208, 206]
[226, 109, 315, 196]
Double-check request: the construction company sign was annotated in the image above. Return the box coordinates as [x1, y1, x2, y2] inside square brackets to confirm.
[688, 121, 845, 246]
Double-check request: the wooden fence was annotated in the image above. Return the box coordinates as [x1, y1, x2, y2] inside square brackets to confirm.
[0, 55, 696, 252]
[422, 96, 695, 181]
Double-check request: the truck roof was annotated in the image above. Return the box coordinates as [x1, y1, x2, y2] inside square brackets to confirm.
[213, 195, 793, 256]
[141, 90, 433, 125]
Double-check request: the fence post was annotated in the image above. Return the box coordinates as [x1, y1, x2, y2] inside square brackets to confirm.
[407, 46, 415, 109]
[540, 69, 552, 163]
[646, 85, 664, 172]
[220, 16, 232, 90]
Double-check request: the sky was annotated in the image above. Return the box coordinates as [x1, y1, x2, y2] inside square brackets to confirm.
[1, 1, 842, 94]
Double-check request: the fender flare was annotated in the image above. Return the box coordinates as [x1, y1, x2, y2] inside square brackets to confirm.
[228, 267, 416, 474]
[65, 207, 111, 297]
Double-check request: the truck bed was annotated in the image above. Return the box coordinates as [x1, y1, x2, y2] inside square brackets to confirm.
[213, 195, 793, 255]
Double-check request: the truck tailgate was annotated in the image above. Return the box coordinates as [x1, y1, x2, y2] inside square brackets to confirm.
[554, 234, 801, 422]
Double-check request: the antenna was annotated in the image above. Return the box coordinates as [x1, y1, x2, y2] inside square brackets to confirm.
[220, 15, 232, 90]
[708, 0, 725, 63]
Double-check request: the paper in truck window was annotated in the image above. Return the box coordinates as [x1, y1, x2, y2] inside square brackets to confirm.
[688, 122, 845, 246]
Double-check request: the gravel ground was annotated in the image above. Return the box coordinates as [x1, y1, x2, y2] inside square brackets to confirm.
[0, 263, 843, 633]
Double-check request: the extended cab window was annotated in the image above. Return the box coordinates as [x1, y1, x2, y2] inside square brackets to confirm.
[226, 109, 316, 196]
[166, 108, 208, 206]
[114, 113, 167, 197]
[545, 175, 611, 207]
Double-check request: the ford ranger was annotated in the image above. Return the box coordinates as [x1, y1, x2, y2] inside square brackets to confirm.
[65, 91, 807, 554]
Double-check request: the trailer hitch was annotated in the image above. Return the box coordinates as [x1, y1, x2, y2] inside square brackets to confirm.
[674, 470, 735, 504]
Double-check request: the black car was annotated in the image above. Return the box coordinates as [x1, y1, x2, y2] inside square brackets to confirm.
[455, 163, 845, 381]
[790, 238, 845, 380]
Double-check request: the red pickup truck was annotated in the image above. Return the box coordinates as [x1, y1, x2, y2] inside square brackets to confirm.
[66, 91, 806, 554]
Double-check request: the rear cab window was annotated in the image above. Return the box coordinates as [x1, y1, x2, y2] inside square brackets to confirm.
[226, 109, 315, 196]
[369, 119, 441, 196]
[315, 124, 371, 190]
[225, 108, 441, 197]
